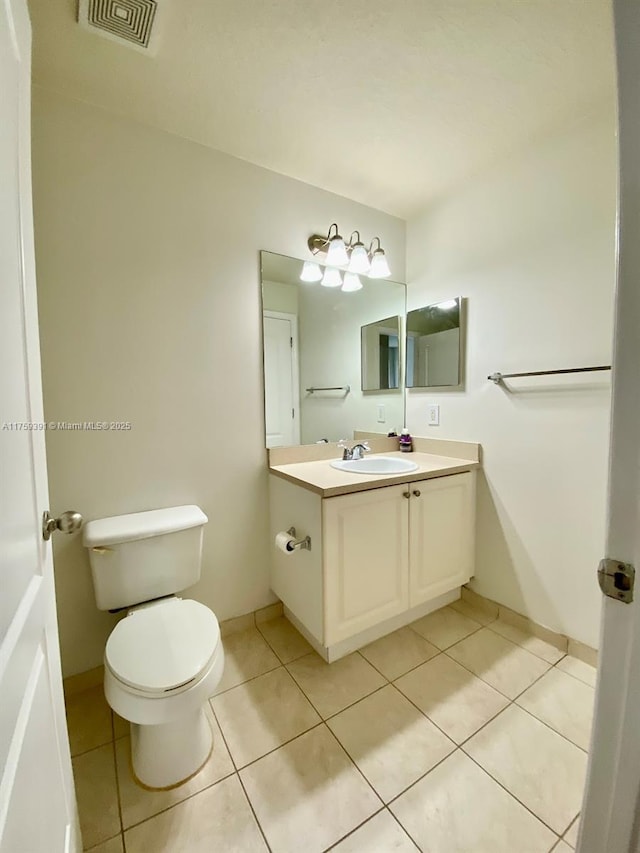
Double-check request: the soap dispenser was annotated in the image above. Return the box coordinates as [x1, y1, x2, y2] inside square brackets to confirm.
[399, 428, 413, 452]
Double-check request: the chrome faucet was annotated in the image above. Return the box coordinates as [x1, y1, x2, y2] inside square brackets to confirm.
[338, 440, 371, 461]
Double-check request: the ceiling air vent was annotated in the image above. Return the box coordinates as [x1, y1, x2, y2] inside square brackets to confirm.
[78, 0, 164, 55]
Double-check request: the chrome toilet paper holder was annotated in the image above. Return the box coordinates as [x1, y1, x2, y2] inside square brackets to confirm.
[287, 526, 312, 552]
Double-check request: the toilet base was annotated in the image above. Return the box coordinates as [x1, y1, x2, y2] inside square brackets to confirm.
[130, 707, 213, 789]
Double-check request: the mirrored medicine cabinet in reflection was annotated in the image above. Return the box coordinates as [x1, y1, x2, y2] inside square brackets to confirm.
[261, 251, 406, 448]
[406, 298, 463, 388]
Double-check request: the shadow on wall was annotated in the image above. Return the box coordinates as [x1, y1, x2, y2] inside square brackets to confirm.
[471, 471, 563, 629]
[52, 534, 124, 677]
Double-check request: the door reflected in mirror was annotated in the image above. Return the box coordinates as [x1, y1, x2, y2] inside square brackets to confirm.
[261, 251, 406, 448]
[406, 298, 462, 388]
[361, 316, 401, 391]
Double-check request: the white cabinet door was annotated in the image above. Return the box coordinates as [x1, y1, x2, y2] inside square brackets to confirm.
[409, 472, 476, 607]
[323, 485, 409, 645]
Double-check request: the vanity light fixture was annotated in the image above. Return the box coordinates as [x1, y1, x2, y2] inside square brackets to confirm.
[300, 261, 323, 282]
[321, 267, 343, 288]
[367, 238, 391, 279]
[325, 223, 349, 267]
[347, 232, 371, 274]
[342, 272, 363, 292]
[307, 223, 392, 280]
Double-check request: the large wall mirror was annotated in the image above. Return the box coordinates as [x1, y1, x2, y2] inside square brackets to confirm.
[261, 251, 406, 447]
[406, 298, 463, 388]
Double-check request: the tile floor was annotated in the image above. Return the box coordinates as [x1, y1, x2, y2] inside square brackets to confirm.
[67, 605, 596, 853]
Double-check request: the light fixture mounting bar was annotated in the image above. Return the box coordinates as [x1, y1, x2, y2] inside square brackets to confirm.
[308, 234, 330, 255]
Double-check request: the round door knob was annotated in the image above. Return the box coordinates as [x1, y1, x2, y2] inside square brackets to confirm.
[42, 510, 83, 541]
[413, 489, 421, 497]
[403, 491, 411, 499]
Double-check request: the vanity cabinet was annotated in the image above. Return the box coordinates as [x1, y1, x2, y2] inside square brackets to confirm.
[324, 484, 410, 645]
[269, 469, 476, 660]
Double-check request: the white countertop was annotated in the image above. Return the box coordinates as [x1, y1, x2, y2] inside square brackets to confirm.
[270, 450, 480, 498]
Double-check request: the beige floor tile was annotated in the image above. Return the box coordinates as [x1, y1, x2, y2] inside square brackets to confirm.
[211, 667, 320, 767]
[212, 627, 280, 695]
[553, 842, 573, 852]
[112, 712, 128, 740]
[390, 750, 556, 853]
[464, 705, 587, 835]
[447, 627, 551, 699]
[330, 809, 418, 852]
[410, 606, 482, 649]
[564, 815, 580, 847]
[450, 598, 498, 626]
[557, 656, 597, 688]
[65, 685, 112, 757]
[86, 835, 123, 853]
[73, 744, 120, 849]
[360, 627, 439, 681]
[489, 619, 566, 664]
[219, 613, 255, 637]
[255, 601, 284, 624]
[115, 708, 234, 829]
[287, 652, 386, 718]
[240, 725, 381, 853]
[124, 775, 267, 853]
[328, 685, 454, 802]
[516, 668, 594, 750]
[257, 616, 313, 663]
[395, 654, 509, 744]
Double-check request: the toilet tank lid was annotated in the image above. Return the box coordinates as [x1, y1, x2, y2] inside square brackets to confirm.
[83, 505, 208, 547]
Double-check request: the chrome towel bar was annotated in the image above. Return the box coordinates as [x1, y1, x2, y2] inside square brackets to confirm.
[305, 385, 351, 394]
[488, 366, 611, 384]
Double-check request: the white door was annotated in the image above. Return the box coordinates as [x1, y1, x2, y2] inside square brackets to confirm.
[579, 2, 640, 850]
[0, 2, 79, 851]
[323, 485, 409, 645]
[263, 312, 300, 448]
[408, 472, 475, 607]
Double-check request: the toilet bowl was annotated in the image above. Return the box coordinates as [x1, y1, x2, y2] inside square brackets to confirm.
[83, 505, 225, 789]
[104, 596, 224, 788]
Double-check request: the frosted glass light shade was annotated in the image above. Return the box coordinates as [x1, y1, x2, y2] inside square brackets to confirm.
[348, 244, 370, 274]
[300, 261, 322, 282]
[321, 267, 343, 288]
[342, 272, 363, 292]
[326, 236, 349, 267]
[368, 249, 391, 279]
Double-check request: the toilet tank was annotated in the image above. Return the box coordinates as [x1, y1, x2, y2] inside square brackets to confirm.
[83, 505, 208, 611]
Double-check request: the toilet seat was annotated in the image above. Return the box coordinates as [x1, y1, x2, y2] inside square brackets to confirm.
[105, 598, 220, 694]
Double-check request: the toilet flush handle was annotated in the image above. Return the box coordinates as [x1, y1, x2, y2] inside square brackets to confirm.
[91, 546, 113, 555]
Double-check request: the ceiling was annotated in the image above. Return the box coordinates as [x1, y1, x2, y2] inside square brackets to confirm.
[29, 0, 616, 219]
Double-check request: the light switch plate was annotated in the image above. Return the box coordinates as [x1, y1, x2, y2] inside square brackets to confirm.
[377, 404, 386, 423]
[427, 404, 440, 426]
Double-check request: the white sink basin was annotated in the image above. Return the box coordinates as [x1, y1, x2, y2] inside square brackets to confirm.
[331, 456, 419, 475]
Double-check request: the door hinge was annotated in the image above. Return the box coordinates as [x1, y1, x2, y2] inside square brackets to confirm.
[598, 558, 635, 604]
[292, 408, 295, 418]
[290, 337, 293, 348]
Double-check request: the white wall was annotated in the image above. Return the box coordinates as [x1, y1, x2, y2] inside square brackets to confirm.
[32, 88, 405, 676]
[406, 108, 616, 648]
[262, 279, 298, 315]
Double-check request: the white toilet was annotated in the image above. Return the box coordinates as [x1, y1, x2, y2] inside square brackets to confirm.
[83, 505, 224, 789]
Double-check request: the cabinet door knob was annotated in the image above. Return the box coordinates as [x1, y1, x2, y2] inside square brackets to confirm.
[403, 491, 411, 499]
[413, 489, 421, 497]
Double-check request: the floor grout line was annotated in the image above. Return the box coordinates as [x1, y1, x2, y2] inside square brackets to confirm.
[71, 608, 592, 851]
